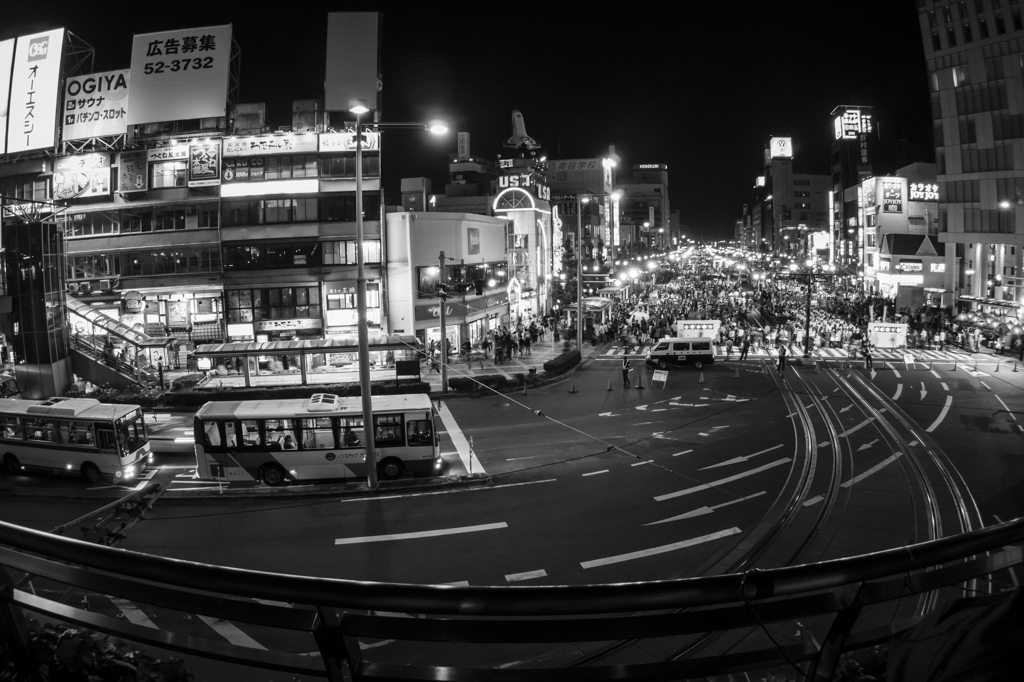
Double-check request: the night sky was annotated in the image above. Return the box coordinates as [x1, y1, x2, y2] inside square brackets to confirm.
[3, 1, 931, 240]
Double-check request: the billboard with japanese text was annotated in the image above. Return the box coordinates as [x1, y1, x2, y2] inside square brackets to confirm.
[7, 29, 65, 154]
[188, 141, 221, 187]
[118, 150, 148, 193]
[53, 153, 111, 200]
[62, 69, 130, 140]
[127, 25, 232, 125]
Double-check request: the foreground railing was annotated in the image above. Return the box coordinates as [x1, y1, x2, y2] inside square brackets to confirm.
[2, 517, 1023, 680]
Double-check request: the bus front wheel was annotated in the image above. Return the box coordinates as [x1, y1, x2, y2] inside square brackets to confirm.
[694, 361, 704, 370]
[81, 463, 102, 484]
[261, 464, 287, 487]
[378, 458, 404, 481]
[3, 453, 20, 474]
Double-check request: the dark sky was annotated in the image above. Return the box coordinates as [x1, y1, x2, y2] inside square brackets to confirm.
[4, 2, 931, 240]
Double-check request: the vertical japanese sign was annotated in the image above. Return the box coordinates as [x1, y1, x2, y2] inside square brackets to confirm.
[188, 141, 221, 187]
[62, 70, 130, 140]
[0, 39, 15, 153]
[882, 181, 903, 213]
[118, 149, 148, 193]
[7, 28, 65, 154]
[552, 205, 563, 275]
[128, 25, 232, 125]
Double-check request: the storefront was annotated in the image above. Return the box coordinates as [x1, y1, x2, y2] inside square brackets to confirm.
[224, 285, 324, 342]
[117, 286, 224, 345]
[414, 291, 509, 353]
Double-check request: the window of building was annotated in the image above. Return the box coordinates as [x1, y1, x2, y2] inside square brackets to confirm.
[226, 287, 321, 323]
[117, 246, 221, 278]
[323, 240, 382, 265]
[221, 197, 319, 226]
[319, 194, 382, 222]
[1014, 9, 1023, 30]
[415, 261, 508, 298]
[198, 204, 218, 228]
[974, 0, 985, 14]
[952, 65, 969, 86]
[963, 22, 974, 42]
[320, 154, 380, 178]
[65, 211, 120, 237]
[264, 154, 319, 180]
[0, 178, 48, 202]
[944, 5, 955, 23]
[996, 11, 1006, 33]
[151, 160, 187, 189]
[958, 118, 977, 143]
[979, 16, 990, 37]
[66, 253, 118, 281]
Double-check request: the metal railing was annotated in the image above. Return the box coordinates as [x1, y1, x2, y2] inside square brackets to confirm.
[1, 516, 1023, 680]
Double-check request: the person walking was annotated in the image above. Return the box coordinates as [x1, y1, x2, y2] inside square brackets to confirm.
[622, 356, 632, 389]
[739, 337, 750, 361]
[862, 339, 873, 371]
[777, 343, 787, 373]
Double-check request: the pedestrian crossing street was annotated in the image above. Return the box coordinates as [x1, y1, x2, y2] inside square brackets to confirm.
[600, 344, 982, 362]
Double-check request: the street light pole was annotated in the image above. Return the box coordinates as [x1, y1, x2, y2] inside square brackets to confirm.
[576, 195, 583, 354]
[353, 109, 378, 490]
[439, 250, 448, 394]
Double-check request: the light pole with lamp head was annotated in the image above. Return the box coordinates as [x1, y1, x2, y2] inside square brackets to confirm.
[349, 98, 447, 489]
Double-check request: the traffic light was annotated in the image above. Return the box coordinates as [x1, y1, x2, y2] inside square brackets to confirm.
[474, 279, 484, 295]
[438, 282, 448, 301]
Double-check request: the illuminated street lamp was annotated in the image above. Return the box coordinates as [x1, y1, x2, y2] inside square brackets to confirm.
[350, 98, 447, 489]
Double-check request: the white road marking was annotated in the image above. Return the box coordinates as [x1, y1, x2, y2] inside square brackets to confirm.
[645, 492, 766, 525]
[436, 402, 485, 474]
[671, 449, 693, 457]
[654, 458, 792, 501]
[698, 432, 710, 437]
[925, 396, 954, 433]
[837, 418, 875, 438]
[337, 478, 556, 503]
[892, 384, 902, 401]
[994, 395, 1017, 421]
[198, 615, 267, 649]
[583, 469, 609, 476]
[580, 528, 742, 569]
[699, 444, 784, 470]
[886, 362, 901, 378]
[443, 581, 470, 586]
[931, 369, 941, 378]
[652, 409, 667, 412]
[335, 522, 507, 545]
[505, 569, 546, 582]
[804, 452, 902, 506]
[110, 598, 158, 629]
[631, 460, 653, 466]
[857, 439, 878, 452]
[979, 382, 989, 391]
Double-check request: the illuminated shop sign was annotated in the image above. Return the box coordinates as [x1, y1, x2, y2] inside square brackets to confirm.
[910, 183, 939, 201]
[53, 153, 111, 200]
[62, 69, 130, 141]
[7, 28, 65, 153]
[497, 172, 550, 200]
[769, 137, 792, 158]
[188, 141, 221, 187]
[834, 109, 873, 140]
[895, 261, 922, 272]
[224, 134, 318, 157]
[318, 131, 380, 152]
[882, 181, 903, 213]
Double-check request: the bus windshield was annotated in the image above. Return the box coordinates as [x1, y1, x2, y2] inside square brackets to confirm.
[117, 411, 148, 455]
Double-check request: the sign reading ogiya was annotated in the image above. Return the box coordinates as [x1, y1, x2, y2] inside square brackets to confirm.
[127, 25, 231, 125]
[63, 69, 130, 141]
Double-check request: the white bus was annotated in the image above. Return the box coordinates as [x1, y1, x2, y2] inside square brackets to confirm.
[193, 393, 441, 486]
[0, 397, 152, 483]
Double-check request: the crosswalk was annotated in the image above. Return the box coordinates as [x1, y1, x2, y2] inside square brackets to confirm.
[600, 344, 984, 362]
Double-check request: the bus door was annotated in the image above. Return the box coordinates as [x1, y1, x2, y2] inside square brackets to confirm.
[297, 417, 343, 479]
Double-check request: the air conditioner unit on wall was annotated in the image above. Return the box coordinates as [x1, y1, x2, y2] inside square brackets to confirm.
[99, 279, 112, 291]
[78, 282, 92, 294]
[67, 283, 79, 293]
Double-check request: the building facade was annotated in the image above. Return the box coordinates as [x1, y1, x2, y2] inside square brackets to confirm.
[917, 0, 1024, 311]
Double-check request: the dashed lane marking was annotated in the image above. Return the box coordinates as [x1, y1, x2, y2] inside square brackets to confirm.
[335, 522, 508, 545]
[580, 528, 742, 569]
[110, 598, 158, 629]
[837, 418, 875, 438]
[583, 469, 609, 476]
[505, 569, 546, 582]
[699, 444, 784, 470]
[654, 458, 792, 502]
[925, 396, 954, 433]
[645, 491, 766, 525]
[436, 402, 485, 474]
[671, 449, 694, 457]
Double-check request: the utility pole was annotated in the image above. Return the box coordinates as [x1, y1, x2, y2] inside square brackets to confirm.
[438, 251, 448, 394]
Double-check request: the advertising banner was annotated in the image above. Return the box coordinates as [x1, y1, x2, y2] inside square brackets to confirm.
[118, 149, 148, 193]
[127, 24, 232, 125]
[318, 131, 380, 152]
[7, 28, 65, 154]
[882, 180, 903, 213]
[188, 141, 221, 187]
[676, 320, 721, 339]
[53, 153, 111, 200]
[769, 137, 792, 158]
[0, 39, 14, 153]
[868, 322, 907, 349]
[147, 146, 189, 162]
[324, 13, 379, 112]
[223, 134, 317, 157]
[223, 157, 265, 183]
[62, 69, 130, 140]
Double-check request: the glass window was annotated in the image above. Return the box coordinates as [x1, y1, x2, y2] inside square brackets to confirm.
[24, 419, 56, 442]
[301, 418, 336, 450]
[68, 421, 95, 446]
[240, 420, 262, 447]
[0, 416, 23, 440]
[152, 161, 187, 189]
[203, 421, 223, 448]
[341, 417, 364, 448]
[375, 414, 404, 448]
[407, 419, 433, 447]
[265, 419, 297, 450]
[671, 343, 690, 351]
[117, 413, 147, 453]
[692, 342, 712, 351]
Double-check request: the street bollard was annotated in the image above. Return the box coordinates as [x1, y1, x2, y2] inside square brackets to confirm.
[814, 361, 821, 374]
[606, 378, 613, 391]
[568, 380, 578, 394]
[734, 365, 740, 378]
[699, 372, 705, 384]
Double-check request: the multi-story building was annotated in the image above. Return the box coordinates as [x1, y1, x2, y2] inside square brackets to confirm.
[617, 164, 670, 256]
[830, 106, 876, 268]
[917, 0, 1024, 312]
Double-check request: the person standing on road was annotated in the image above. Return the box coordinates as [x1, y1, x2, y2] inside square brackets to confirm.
[622, 356, 632, 388]
[739, 337, 750, 361]
[777, 343, 787, 373]
[862, 338, 873, 371]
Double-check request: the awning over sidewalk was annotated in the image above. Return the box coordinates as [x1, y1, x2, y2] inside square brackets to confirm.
[194, 334, 421, 357]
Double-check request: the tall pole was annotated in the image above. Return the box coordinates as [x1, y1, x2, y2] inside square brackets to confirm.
[354, 114, 378, 490]
[439, 250, 448, 394]
[804, 275, 813, 358]
[576, 195, 583, 353]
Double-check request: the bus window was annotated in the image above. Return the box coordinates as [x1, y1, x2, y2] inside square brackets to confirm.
[70, 421, 95, 446]
[407, 419, 433, 446]
[117, 412, 147, 453]
[374, 415, 404, 448]
[96, 428, 117, 453]
[301, 418, 335, 450]
[204, 421, 223, 448]
[341, 417, 364, 448]
[265, 419, 297, 450]
[224, 422, 239, 448]
[0, 416, 22, 440]
[240, 420, 262, 447]
[25, 419, 56, 442]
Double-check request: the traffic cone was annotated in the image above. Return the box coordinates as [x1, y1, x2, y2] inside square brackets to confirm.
[568, 380, 578, 394]
[698, 372, 705, 384]
[606, 378, 613, 391]
[1013, 361, 1018, 372]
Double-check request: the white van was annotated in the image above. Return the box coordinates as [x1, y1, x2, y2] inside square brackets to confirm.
[645, 337, 715, 369]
